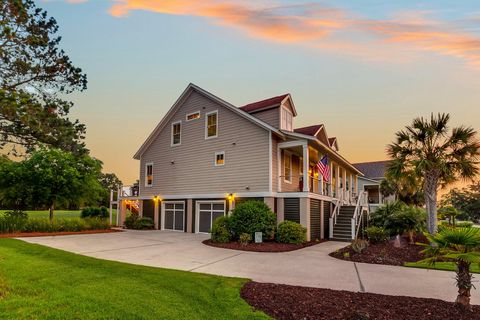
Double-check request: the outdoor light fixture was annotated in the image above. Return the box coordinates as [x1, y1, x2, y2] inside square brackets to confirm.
[227, 193, 234, 201]
[153, 196, 159, 202]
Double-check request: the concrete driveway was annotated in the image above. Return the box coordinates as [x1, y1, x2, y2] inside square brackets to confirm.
[20, 230, 480, 304]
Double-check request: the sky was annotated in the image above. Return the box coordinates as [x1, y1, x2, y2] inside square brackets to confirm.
[40, 0, 480, 185]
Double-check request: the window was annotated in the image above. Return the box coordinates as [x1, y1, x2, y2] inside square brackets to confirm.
[205, 111, 218, 139]
[171, 121, 181, 146]
[284, 152, 292, 183]
[281, 107, 293, 131]
[145, 163, 153, 187]
[186, 111, 200, 121]
[215, 152, 225, 166]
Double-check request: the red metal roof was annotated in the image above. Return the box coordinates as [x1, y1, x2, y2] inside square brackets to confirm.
[240, 94, 289, 113]
[294, 124, 323, 136]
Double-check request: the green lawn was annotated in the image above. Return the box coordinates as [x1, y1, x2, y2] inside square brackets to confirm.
[0, 209, 119, 222]
[0, 239, 268, 319]
[405, 261, 480, 273]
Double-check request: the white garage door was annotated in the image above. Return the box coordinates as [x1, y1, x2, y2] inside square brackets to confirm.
[163, 201, 185, 231]
[196, 201, 226, 233]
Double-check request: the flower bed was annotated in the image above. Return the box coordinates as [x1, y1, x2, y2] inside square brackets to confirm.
[241, 281, 480, 320]
[203, 239, 325, 252]
[329, 234, 427, 266]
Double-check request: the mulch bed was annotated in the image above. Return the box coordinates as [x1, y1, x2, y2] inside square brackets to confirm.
[241, 281, 480, 320]
[329, 234, 428, 266]
[0, 229, 121, 238]
[203, 239, 325, 252]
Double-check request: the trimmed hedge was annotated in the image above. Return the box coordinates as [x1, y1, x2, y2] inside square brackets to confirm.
[229, 201, 276, 240]
[124, 212, 154, 230]
[276, 221, 306, 244]
[81, 207, 108, 218]
[211, 216, 231, 243]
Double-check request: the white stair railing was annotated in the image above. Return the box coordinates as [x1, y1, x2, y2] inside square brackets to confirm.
[329, 191, 344, 238]
[351, 191, 369, 239]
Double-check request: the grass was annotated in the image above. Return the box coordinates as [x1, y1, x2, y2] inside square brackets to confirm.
[404, 261, 480, 273]
[0, 209, 119, 224]
[0, 239, 268, 319]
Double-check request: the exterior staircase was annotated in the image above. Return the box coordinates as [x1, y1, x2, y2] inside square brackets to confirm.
[331, 205, 355, 241]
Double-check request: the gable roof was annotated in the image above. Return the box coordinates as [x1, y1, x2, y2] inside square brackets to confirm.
[294, 124, 323, 136]
[352, 160, 391, 179]
[328, 137, 339, 151]
[133, 83, 285, 160]
[240, 93, 297, 116]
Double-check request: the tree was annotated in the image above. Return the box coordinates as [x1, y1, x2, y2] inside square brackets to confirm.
[0, 148, 102, 220]
[387, 113, 480, 234]
[442, 182, 480, 222]
[380, 175, 424, 206]
[0, 0, 87, 155]
[438, 206, 460, 226]
[419, 227, 480, 310]
[98, 173, 123, 206]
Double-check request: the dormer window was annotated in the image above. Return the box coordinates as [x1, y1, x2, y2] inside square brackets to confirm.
[171, 121, 181, 146]
[281, 107, 293, 131]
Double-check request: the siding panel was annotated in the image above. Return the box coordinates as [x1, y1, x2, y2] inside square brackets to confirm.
[284, 198, 300, 223]
[310, 199, 321, 241]
[323, 201, 331, 238]
[139, 91, 270, 196]
[250, 107, 280, 128]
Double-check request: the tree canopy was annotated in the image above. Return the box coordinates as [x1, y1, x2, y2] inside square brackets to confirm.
[0, 0, 87, 155]
[442, 181, 480, 222]
[387, 113, 479, 233]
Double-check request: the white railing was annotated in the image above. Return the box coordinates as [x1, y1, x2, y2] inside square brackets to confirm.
[329, 191, 344, 238]
[351, 191, 369, 239]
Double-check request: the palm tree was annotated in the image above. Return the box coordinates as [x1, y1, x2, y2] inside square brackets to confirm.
[419, 227, 480, 309]
[387, 113, 479, 233]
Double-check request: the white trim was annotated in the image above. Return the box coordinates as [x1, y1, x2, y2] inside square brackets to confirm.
[186, 110, 201, 121]
[278, 140, 308, 149]
[280, 106, 293, 131]
[283, 151, 292, 184]
[268, 132, 272, 193]
[214, 151, 225, 166]
[144, 162, 153, 187]
[161, 200, 185, 232]
[170, 120, 182, 147]
[205, 110, 218, 140]
[195, 200, 226, 234]
[277, 146, 282, 192]
[133, 83, 285, 159]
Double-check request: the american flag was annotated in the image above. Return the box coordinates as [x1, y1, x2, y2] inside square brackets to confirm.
[316, 155, 330, 182]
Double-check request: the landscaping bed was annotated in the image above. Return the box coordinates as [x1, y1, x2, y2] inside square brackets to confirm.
[0, 228, 120, 238]
[241, 281, 480, 320]
[203, 239, 325, 252]
[329, 234, 427, 266]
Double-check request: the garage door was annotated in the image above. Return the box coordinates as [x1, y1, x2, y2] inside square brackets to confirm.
[196, 201, 225, 233]
[163, 201, 184, 231]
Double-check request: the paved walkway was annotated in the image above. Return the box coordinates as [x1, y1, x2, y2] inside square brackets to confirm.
[20, 230, 479, 304]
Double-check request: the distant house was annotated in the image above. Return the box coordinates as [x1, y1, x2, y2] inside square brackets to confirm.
[117, 84, 369, 241]
[352, 160, 395, 210]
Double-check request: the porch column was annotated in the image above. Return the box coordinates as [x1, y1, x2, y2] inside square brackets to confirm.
[154, 200, 159, 230]
[186, 199, 193, 233]
[329, 163, 334, 197]
[300, 197, 310, 241]
[277, 148, 282, 192]
[319, 174, 324, 195]
[138, 200, 143, 218]
[336, 164, 341, 198]
[120, 200, 127, 227]
[343, 169, 347, 202]
[302, 144, 309, 192]
[276, 198, 284, 223]
[350, 174, 354, 200]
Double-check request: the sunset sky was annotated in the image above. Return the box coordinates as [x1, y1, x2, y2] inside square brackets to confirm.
[42, 0, 480, 185]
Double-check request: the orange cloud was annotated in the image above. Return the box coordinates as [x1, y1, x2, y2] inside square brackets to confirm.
[70, 0, 480, 66]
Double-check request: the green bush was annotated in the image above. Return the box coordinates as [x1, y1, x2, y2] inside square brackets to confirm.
[124, 212, 139, 229]
[229, 201, 276, 240]
[384, 206, 426, 243]
[133, 217, 154, 230]
[22, 217, 110, 233]
[369, 201, 406, 229]
[239, 233, 252, 246]
[276, 221, 306, 244]
[456, 221, 474, 228]
[211, 216, 231, 243]
[0, 210, 28, 233]
[365, 226, 389, 244]
[351, 239, 369, 254]
[81, 207, 108, 218]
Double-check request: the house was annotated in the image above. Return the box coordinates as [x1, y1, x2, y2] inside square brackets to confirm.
[352, 160, 395, 211]
[117, 84, 368, 241]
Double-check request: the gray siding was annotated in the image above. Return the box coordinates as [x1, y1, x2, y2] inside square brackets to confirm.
[284, 198, 300, 223]
[139, 91, 270, 196]
[272, 135, 278, 192]
[323, 201, 331, 238]
[250, 107, 280, 128]
[310, 199, 321, 241]
[280, 150, 302, 192]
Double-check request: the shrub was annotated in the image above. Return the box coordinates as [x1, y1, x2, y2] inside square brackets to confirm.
[23, 217, 109, 233]
[351, 239, 369, 254]
[384, 206, 426, 243]
[124, 212, 139, 229]
[229, 201, 276, 240]
[81, 207, 108, 218]
[211, 216, 231, 243]
[0, 210, 28, 233]
[365, 226, 389, 244]
[369, 201, 406, 228]
[124, 212, 154, 230]
[239, 233, 251, 246]
[276, 221, 307, 244]
[438, 206, 460, 226]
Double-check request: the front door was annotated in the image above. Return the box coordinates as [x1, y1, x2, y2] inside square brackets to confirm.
[196, 201, 226, 233]
[163, 201, 185, 231]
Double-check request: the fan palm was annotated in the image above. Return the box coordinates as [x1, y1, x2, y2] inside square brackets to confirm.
[419, 227, 480, 309]
[387, 113, 479, 233]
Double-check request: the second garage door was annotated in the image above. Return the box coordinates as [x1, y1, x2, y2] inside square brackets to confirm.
[196, 201, 225, 233]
